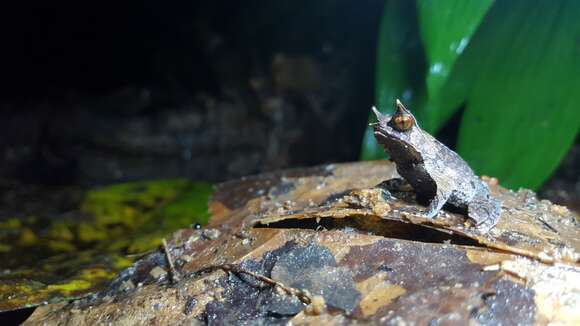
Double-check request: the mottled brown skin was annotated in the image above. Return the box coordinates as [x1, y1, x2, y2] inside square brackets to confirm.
[371, 100, 501, 231]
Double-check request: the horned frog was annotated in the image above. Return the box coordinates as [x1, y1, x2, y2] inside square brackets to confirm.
[371, 99, 501, 231]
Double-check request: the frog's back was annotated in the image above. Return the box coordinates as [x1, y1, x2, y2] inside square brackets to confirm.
[420, 131, 476, 179]
[420, 131, 480, 204]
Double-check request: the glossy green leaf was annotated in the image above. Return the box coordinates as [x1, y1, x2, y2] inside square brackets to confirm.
[454, 0, 580, 189]
[416, 0, 493, 132]
[361, 0, 426, 160]
[364, 0, 579, 190]
[362, 0, 492, 158]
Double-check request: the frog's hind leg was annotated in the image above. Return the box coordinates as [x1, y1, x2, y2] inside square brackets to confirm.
[468, 183, 501, 232]
[378, 177, 454, 219]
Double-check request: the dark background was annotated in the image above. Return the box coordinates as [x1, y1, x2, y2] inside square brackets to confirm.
[0, 0, 382, 187]
[0, 2, 382, 322]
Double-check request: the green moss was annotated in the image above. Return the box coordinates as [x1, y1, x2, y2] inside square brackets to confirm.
[49, 222, 74, 241]
[111, 255, 133, 270]
[77, 223, 108, 243]
[46, 279, 92, 295]
[127, 233, 164, 254]
[0, 218, 21, 230]
[18, 228, 38, 247]
[80, 179, 190, 228]
[159, 182, 213, 228]
[105, 238, 131, 252]
[0, 244, 11, 253]
[77, 267, 113, 280]
[0, 178, 214, 312]
[47, 240, 76, 252]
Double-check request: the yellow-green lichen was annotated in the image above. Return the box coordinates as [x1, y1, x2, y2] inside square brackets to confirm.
[49, 222, 74, 242]
[77, 223, 108, 243]
[158, 182, 213, 228]
[0, 244, 11, 253]
[0, 218, 21, 230]
[18, 228, 39, 247]
[47, 240, 76, 252]
[80, 179, 191, 228]
[111, 256, 134, 270]
[0, 178, 213, 312]
[126, 232, 164, 254]
[47, 279, 93, 295]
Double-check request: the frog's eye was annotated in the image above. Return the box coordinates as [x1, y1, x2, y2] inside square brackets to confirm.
[392, 113, 415, 131]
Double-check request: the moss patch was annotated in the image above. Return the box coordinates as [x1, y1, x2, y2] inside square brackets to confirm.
[0, 179, 213, 312]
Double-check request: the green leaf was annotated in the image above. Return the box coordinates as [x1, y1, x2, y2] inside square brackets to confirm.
[362, 0, 492, 158]
[361, 0, 426, 160]
[453, 0, 580, 189]
[416, 0, 494, 132]
[364, 0, 579, 190]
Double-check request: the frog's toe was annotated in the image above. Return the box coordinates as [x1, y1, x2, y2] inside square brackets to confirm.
[472, 216, 498, 233]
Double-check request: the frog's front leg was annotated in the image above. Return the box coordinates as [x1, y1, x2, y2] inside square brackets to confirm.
[382, 175, 454, 219]
[398, 188, 451, 219]
[418, 189, 451, 218]
[409, 175, 456, 219]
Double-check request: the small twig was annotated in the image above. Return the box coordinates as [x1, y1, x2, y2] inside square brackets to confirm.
[125, 249, 155, 259]
[162, 238, 180, 284]
[537, 215, 559, 234]
[197, 264, 313, 305]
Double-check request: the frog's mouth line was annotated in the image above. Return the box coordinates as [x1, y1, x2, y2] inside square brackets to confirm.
[373, 129, 386, 137]
[373, 129, 395, 142]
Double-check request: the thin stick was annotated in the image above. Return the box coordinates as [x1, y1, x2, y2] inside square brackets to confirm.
[162, 238, 180, 284]
[197, 264, 313, 305]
